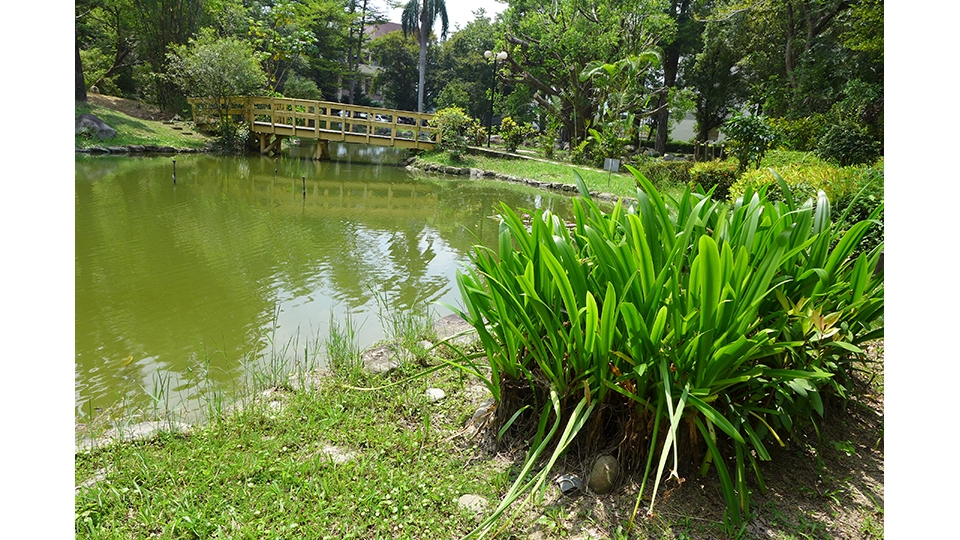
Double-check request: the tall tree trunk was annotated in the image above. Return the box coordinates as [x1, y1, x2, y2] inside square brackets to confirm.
[76, 38, 88, 102]
[655, 48, 679, 153]
[417, 10, 427, 112]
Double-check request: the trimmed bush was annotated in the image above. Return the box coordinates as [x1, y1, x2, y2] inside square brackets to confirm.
[729, 162, 854, 204]
[689, 161, 740, 200]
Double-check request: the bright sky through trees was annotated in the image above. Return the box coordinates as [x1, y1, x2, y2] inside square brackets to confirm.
[386, 0, 506, 32]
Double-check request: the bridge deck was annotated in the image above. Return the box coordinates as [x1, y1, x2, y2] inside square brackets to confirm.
[188, 97, 438, 156]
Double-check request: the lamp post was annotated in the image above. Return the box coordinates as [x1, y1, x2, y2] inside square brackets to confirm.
[484, 50, 508, 148]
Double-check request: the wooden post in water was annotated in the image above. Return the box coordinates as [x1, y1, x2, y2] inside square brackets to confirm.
[172, 158, 176, 185]
[302, 176, 306, 198]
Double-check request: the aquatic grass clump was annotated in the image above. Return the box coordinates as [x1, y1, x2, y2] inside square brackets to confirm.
[451, 167, 883, 536]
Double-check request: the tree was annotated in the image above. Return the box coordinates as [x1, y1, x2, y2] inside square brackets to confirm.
[499, 0, 674, 148]
[681, 25, 747, 142]
[76, 38, 88, 102]
[369, 30, 421, 111]
[653, 0, 703, 153]
[131, 0, 205, 111]
[166, 28, 267, 126]
[433, 10, 496, 120]
[401, 0, 449, 112]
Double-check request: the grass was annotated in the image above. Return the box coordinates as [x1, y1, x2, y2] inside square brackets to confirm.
[414, 150, 670, 201]
[75, 101, 211, 150]
[75, 332, 883, 539]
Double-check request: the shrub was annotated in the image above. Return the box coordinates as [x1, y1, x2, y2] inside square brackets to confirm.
[815, 124, 882, 167]
[499, 116, 535, 153]
[452, 171, 883, 535]
[433, 107, 472, 161]
[570, 140, 592, 165]
[468, 119, 487, 147]
[689, 161, 740, 200]
[282, 73, 322, 101]
[768, 115, 829, 151]
[722, 113, 778, 173]
[632, 159, 694, 186]
[729, 162, 852, 204]
[834, 158, 884, 256]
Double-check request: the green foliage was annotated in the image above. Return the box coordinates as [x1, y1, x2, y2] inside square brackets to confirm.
[166, 28, 267, 113]
[537, 117, 561, 159]
[632, 159, 695, 186]
[584, 123, 632, 167]
[281, 72, 322, 101]
[815, 124, 882, 167]
[768, 115, 829, 152]
[451, 169, 883, 534]
[570, 140, 591, 166]
[833, 159, 884, 256]
[689, 161, 740, 201]
[436, 81, 470, 111]
[79, 47, 123, 96]
[433, 107, 472, 161]
[499, 116, 535, 153]
[730, 162, 853, 204]
[370, 30, 421, 111]
[468, 118, 488, 147]
[722, 113, 778, 173]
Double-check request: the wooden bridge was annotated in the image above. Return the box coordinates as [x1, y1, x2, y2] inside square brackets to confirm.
[187, 97, 437, 159]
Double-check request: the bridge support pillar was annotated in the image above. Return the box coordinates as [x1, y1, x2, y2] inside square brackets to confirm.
[313, 140, 330, 160]
[258, 133, 286, 156]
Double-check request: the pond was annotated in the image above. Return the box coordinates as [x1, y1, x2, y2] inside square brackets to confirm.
[75, 145, 581, 422]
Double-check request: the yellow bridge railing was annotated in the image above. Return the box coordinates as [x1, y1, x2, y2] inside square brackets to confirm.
[187, 97, 438, 158]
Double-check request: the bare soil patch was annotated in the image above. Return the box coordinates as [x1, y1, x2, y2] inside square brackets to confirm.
[86, 94, 181, 122]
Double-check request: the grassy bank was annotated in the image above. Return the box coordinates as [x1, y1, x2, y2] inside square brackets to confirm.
[75, 99, 212, 150]
[413, 150, 659, 201]
[76, 320, 884, 539]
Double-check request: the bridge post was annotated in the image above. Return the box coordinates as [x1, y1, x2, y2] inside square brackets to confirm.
[314, 140, 330, 160]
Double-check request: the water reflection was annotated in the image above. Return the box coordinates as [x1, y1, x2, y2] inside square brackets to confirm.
[75, 149, 579, 420]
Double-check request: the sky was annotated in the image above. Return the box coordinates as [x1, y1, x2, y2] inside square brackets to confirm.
[383, 0, 508, 33]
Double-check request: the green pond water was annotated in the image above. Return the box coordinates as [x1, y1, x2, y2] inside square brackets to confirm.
[75, 146, 580, 422]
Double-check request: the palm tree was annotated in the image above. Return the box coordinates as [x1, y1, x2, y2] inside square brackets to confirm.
[400, 0, 448, 113]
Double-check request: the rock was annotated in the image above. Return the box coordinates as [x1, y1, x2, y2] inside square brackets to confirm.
[127, 145, 145, 152]
[361, 343, 404, 374]
[587, 455, 620, 494]
[425, 388, 446, 402]
[107, 146, 129, 153]
[470, 168, 484, 178]
[157, 146, 177, 153]
[86, 146, 110, 154]
[466, 398, 496, 431]
[76, 467, 111, 493]
[318, 444, 356, 464]
[433, 314, 478, 347]
[457, 494, 488, 514]
[76, 421, 191, 453]
[76, 114, 117, 141]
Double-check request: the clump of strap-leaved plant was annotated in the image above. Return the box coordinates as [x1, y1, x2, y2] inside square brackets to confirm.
[443, 167, 883, 538]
